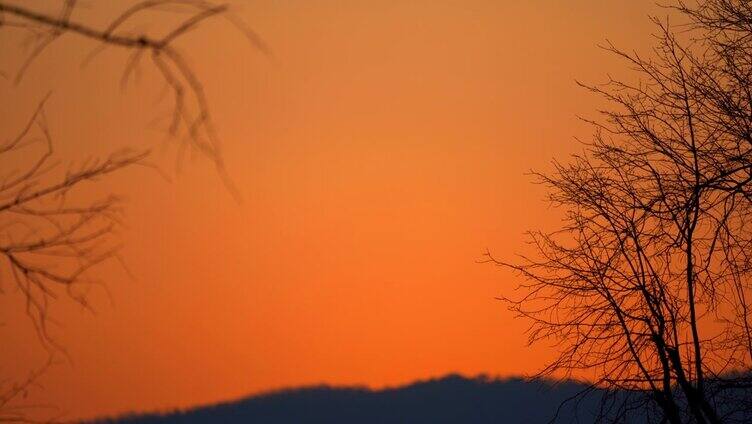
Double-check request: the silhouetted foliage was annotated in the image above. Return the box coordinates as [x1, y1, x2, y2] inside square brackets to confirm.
[485, 1, 752, 423]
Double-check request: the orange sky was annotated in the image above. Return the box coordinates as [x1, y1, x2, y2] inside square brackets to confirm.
[0, 0, 665, 420]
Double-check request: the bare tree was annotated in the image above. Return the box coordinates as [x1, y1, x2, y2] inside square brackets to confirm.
[0, 1, 264, 420]
[485, 2, 752, 423]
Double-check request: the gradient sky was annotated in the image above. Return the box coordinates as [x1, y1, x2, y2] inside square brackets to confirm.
[0, 0, 665, 420]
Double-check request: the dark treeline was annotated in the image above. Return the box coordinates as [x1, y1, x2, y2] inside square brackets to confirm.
[84, 373, 752, 423]
[88, 375, 619, 424]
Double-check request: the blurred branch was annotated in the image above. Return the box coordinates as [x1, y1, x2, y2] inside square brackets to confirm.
[0, 0, 269, 199]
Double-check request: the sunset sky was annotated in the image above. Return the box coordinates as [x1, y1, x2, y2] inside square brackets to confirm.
[1, 1, 666, 420]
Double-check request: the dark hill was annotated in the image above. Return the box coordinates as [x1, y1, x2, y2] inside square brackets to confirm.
[89, 374, 622, 424]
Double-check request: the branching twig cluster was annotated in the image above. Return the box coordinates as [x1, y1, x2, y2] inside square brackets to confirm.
[0, 359, 56, 424]
[0, 94, 148, 349]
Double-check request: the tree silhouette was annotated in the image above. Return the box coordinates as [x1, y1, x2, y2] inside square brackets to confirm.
[0, 1, 263, 421]
[486, 1, 752, 422]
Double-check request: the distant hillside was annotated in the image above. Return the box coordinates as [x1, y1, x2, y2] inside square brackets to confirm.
[89, 374, 625, 424]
